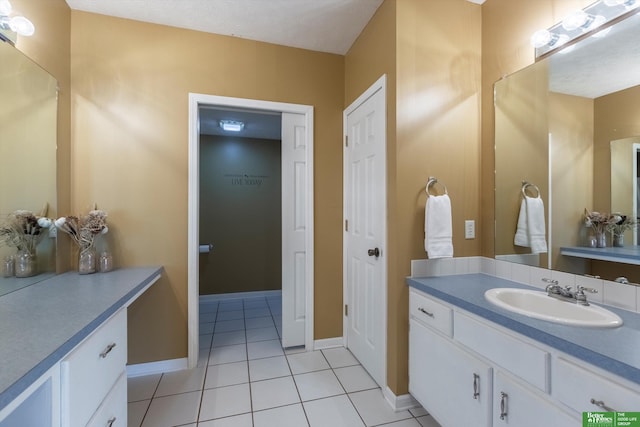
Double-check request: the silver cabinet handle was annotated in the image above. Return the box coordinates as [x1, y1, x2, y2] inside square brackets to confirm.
[590, 398, 616, 412]
[473, 373, 480, 399]
[500, 392, 508, 420]
[107, 417, 116, 427]
[100, 343, 117, 358]
[418, 307, 434, 318]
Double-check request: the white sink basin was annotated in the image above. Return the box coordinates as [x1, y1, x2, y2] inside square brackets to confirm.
[484, 288, 623, 328]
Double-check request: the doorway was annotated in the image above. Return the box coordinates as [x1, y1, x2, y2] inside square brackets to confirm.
[188, 94, 315, 368]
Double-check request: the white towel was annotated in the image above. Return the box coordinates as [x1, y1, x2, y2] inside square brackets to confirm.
[424, 194, 453, 258]
[514, 196, 547, 254]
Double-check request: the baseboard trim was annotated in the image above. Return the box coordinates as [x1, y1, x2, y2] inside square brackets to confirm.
[199, 290, 282, 303]
[126, 358, 188, 378]
[383, 387, 420, 412]
[313, 337, 344, 350]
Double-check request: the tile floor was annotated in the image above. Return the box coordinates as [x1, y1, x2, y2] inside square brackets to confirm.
[127, 294, 441, 427]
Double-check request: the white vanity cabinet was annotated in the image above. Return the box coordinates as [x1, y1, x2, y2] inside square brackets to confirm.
[409, 291, 492, 427]
[61, 309, 127, 427]
[493, 371, 577, 426]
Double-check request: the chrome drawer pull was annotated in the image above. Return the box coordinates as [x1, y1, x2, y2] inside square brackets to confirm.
[418, 307, 434, 318]
[473, 373, 480, 399]
[99, 343, 117, 358]
[500, 392, 508, 420]
[107, 416, 116, 427]
[590, 398, 616, 412]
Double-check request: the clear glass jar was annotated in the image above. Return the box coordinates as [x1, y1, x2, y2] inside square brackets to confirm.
[15, 251, 37, 278]
[3, 255, 14, 277]
[98, 251, 113, 273]
[78, 248, 97, 274]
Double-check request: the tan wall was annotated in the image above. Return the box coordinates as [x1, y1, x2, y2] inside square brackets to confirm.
[481, 0, 593, 259]
[70, 11, 345, 363]
[199, 135, 282, 295]
[12, 0, 72, 271]
[549, 92, 592, 274]
[494, 60, 549, 265]
[346, 0, 481, 395]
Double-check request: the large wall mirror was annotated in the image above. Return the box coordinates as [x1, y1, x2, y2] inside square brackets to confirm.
[495, 11, 640, 281]
[0, 41, 58, 295]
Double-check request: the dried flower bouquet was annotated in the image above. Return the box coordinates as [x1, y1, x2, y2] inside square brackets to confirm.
[0, 210, 52, 255]
[55, 210, 108, 254]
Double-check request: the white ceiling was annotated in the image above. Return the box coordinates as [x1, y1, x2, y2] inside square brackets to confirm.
[64, 0, 485, 55]
[64, 0, 384, 55]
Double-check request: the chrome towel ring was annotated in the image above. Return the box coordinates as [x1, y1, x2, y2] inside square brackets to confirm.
[426, 177, 448, 196]
[521, 181, 540, 198]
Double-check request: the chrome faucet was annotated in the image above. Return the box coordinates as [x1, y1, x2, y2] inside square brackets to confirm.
[541, 278, 597, 306]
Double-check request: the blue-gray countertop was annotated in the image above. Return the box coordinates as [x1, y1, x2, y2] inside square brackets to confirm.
[0, 266, 163, 412]
[407, 274, 640, 386]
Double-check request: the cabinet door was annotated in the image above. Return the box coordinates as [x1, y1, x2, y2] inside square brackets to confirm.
[409, 319, 492, 427]
[493, 371, 579, 426]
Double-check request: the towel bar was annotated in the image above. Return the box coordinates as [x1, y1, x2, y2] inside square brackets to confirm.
[521, 181, 540, 198]
[426, 177, 448, 196]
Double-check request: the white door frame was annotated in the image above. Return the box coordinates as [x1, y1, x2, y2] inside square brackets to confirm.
[342, 75, 388, 388]
[188, 93, 315, 368]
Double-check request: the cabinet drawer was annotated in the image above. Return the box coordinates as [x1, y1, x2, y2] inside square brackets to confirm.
[87, 372, 127, 427]
[62, 309, 127, 427]
[455, 312, 549, 392]
[553, 357, 640, 414]
[409, 289, 453, 337]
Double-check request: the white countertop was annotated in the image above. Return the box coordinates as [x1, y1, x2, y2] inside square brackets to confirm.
[0, 266, 163, 411]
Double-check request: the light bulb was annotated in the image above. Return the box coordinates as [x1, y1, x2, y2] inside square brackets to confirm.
[0, 0, 12, 16]
[530, 29, 569, 48]
[9, 15, 34, 36]
[562, 10, 590, 30]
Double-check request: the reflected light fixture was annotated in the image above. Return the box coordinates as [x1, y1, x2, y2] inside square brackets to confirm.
[531, 0, 640, 58]
[0, 0, 35, 44]
[219, 120, 245, 132]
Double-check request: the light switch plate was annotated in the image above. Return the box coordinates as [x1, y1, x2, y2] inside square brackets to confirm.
[465, 220, 475, 239]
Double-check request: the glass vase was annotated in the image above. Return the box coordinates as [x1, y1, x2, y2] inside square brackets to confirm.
[613, 233, 624, 247]
[595, 230, 607, 248]
[78, 248, 97, 275]
[15, 251, 37, 278]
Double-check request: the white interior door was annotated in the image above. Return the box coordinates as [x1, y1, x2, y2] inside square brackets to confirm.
[282, 112, 307, 347]
[344, 76, 386, 387]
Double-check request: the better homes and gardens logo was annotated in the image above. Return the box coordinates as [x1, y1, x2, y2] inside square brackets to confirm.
[583, 413, 640, 427]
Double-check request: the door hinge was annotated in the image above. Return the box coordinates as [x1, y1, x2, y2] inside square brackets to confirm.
[345, 135, 348, 147]
[344, 304, 348, 316]
[345, 219, 348, 232]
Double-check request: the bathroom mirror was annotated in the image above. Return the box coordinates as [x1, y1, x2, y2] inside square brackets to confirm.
[494, 11, 640, 276]
[0, 41, 58, 296]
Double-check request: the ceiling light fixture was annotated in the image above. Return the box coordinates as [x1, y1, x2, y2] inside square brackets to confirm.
[219, 120, 245, 132]
[0, 0, 35, 44]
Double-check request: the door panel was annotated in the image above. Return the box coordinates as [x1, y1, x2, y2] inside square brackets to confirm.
[344, 79, 386, 386]
[282, 112, 306, 347]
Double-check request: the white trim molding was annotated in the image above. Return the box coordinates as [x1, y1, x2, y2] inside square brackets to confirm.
[313, 337, 344, 350]
[126, 358, 188, 378]
[383, 387, 421, 412]
[188, 93, 315, 368]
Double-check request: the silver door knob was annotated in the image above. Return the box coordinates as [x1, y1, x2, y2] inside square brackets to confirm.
[367, 248, 380, 257]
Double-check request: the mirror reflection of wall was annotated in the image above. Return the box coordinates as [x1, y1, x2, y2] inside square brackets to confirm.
[0, 41, 58, 295]
[494, 12, 640, 282]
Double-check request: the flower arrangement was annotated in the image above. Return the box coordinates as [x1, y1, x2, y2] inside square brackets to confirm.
[0, 210, 52, 255]
[55, 210, 108, 254]
[583, 209, 619, 235]
[606, 213, 637, 237]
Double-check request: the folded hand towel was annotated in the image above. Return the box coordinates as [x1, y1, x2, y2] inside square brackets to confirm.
[424, 194, 453, 258]
[514, 196, 547, 254]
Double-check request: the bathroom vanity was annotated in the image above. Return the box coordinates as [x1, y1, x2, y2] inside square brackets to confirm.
[407, 274, 640, 427]
[0, 267, 162, 427]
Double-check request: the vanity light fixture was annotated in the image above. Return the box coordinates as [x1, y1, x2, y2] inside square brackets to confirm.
[219, 120, 245, 132]
[0, 0, 35, 44]
[531, 0, 640, 58]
